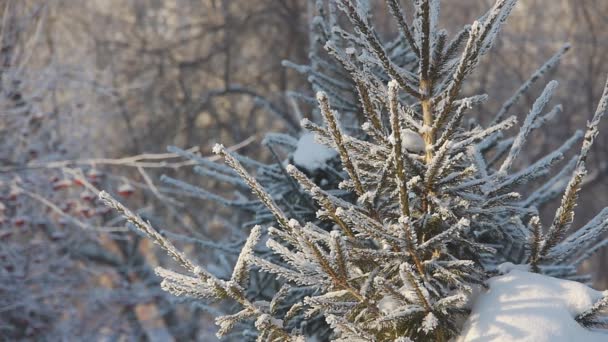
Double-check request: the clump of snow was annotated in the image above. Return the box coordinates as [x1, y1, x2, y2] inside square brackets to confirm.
[377, 282, 426, 316]
[495, 261, 530, 273]
[212, 143, 224, 154]
[457, 264, 608, 342]
[388, 129, 426, 153]
[420, 312, 438, 333]
[401, 129, 425, 153]
[378, 293, 401, 314]
[292, 133, 337, 172]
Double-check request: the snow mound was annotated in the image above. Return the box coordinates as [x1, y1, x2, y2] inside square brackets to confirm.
[292, 133, 337, 172]
[401, 129, 425, 153]
[457, 265, 608, 342]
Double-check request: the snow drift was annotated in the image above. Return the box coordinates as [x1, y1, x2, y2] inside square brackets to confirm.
[457, 263, 608, 342]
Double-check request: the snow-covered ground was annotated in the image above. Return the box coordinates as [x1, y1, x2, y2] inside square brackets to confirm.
[457, 263, 608, 341]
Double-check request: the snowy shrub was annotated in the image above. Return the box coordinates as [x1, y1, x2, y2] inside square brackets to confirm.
[0, 4, 190, 339]
[101, 0, 608, 340]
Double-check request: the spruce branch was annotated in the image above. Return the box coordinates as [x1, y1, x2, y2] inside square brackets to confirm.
[317, 91, 366, 197]
[435, 0, 514, 126]
[417, 0, 432, 83]
[330, 231, 350, 282]
[576, 292, 608, 328]
[98, 191, 200, 275]
[540, 77, 608, 258]
[231, 225, 262, 287]
[433, 20, 481, 126]
[399, 263, 432, 312]
[337, 0, 420, 97]
[287, 164, 355, 238]
[417, 0, 436, 164]
[442, 25, 470, 68]
[499, 80, 559, 174]
[435, 95, 487, 147]
[389, 80, 413, 219]
[355, 80, 385, 134]
[389, 80, 426, 277]
[98, 191, 272, 326]
[213, 144, 292, 232]
[528, 216, 543, 273]
[385, 0, 420, 57]
[492, 44, 570, 124]
[547, 208, 608, 263]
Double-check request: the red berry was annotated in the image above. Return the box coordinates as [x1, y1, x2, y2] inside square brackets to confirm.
[7, 189, 20, 201]
[13, 216, 28, 226]
[80, 191, 95, 201]
[60, 202, 73, 213]
[87, 169, 103, 180]
[79, 206, 93, 218]
[117, 183, 135, 197]
[52, 179, 72, 190]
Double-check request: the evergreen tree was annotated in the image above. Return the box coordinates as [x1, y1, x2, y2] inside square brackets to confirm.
[159, 2, 418, 338]
[101, 0, 608, 340]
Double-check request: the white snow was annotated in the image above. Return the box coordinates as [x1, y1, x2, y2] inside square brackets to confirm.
[457, 264, 608, 342]
[212, 143, 224, 154]
[378, 293, 401, 314]
[495, 261, 530, 273]
[421, 312, 438, 333]
[401, 129, 425, 153]
[292, 133, 337, 172]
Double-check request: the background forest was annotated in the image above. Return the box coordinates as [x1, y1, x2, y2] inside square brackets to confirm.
[1, 0, 607, 340]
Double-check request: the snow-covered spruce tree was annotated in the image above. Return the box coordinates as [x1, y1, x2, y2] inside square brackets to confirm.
[101, 0, 608, 340]
[158, 1, 417, 339]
